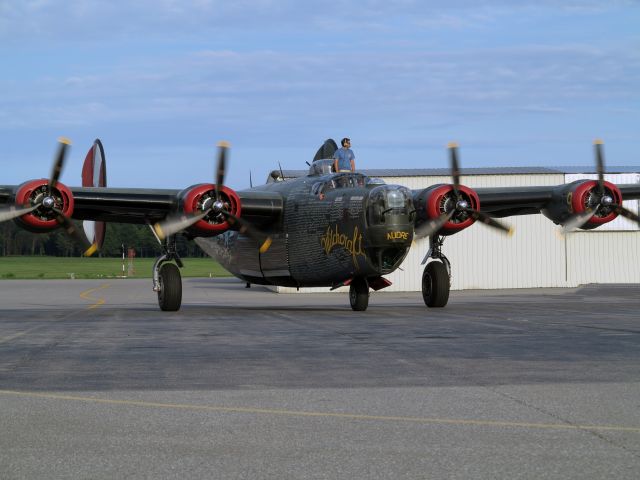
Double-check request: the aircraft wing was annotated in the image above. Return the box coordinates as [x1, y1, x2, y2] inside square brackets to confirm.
[0, 139, 283, 253]
[477, 184, 640, 218]
[411, 142, 640, 237]
[0, 184, 283, 226]
[63, 187, 284, 225]
[412, 182, 640, 238]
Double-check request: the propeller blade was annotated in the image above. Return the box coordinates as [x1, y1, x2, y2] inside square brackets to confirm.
[448, 142, 461, 199]
[414, 211, 455, 239]
[611, 203, 640, 226]
[594, 139, 605, 196]
[466, 209, 514, 235]
[560, 207, 599, 235]
[48, 137, 71, 194]
[153, 210, 211, 240]
[221, 209, 272, 253]
[0, 205, 39, 223]
[154, 141, 272, 252]
[215, 141, 230, 202]
[53, 209, 97, 256]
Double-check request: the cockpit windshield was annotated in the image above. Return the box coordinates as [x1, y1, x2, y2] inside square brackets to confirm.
[311, 173, 367, 196]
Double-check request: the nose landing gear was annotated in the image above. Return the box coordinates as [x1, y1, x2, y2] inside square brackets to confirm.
[349, 277, 369, 311]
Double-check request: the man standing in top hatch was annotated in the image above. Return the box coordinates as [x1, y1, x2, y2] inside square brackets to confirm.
[333, 137, 355, 172]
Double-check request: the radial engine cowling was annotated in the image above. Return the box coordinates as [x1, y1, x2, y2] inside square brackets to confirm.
[542, 180, 622, 230]
[413, 184, 480, 236]
[177, 183, 242, 237]
[13, 179, 75, 233]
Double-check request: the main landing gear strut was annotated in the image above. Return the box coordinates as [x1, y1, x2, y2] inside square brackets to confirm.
[421, 235, 451, 308]
[152, 234, 183, 311]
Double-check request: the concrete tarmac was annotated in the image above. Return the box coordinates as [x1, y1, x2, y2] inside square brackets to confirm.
[0, 278, 639, 479]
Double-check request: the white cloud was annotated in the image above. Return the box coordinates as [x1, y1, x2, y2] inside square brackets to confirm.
[2, 40, 637, 135]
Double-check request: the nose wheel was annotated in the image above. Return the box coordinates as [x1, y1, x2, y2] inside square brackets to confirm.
[349, 277, 369, 311]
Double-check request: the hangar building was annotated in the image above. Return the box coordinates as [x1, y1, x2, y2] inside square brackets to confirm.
[275, 166, 640, 292]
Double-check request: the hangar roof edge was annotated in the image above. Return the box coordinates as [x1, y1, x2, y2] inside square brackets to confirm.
[277, 166, 640, 179]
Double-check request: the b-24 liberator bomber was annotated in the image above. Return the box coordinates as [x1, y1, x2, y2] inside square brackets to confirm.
[1, 137, 639, 312]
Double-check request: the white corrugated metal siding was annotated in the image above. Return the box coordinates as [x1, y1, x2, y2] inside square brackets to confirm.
[567, 232, 640, 285]
[384, 173, 567, 291]
[564, 173, 640, 285]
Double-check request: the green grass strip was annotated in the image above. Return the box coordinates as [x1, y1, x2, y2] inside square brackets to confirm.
[0, 256, 231, 280]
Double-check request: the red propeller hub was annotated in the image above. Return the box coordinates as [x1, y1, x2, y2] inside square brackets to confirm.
[424, 184, 480, 235]
[571, 180, 622, 227]
[181, 183, 242, 235]
[13, 179, 75, 232]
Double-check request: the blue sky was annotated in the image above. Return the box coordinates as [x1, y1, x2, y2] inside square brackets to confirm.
[1, 0, 639, 189]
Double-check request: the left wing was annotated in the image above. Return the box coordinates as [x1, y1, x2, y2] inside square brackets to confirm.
[412, 142, 640, 238]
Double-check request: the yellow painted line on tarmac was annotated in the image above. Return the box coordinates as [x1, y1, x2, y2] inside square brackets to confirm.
[0, 389, 639, 434]
[79, 283, 111, 309]
[0, 284, 111, 344]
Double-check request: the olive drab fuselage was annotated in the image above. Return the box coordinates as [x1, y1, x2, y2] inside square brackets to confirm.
[195, 171, 415, 288]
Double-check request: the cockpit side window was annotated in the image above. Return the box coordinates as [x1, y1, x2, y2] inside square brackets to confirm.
[323, 180, 336, 193]
[334, 174, 365, 188]
[314, 174, 366, 197]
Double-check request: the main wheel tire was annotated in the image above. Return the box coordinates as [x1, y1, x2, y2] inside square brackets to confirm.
[349, 278, 369, 311]
[422, 261, 450, 308]
[158, 263, 182, 311]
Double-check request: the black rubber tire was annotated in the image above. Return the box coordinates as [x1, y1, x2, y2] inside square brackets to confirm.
[349, 278, 369, 311]
[422, 261, 450, 308]
[158, 263, 182, 311]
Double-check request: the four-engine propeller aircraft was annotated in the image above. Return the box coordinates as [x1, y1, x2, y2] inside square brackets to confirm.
[1, 137, 639, 312]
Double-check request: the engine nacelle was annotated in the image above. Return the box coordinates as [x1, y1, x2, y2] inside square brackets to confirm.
[177, 183, 242, 237]
[542, 180, 623, 229]
[413, 184, 480, 236]
[13, 179, 75, 233]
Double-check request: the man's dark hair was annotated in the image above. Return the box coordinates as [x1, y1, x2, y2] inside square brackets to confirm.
[341, 137, 350, 147]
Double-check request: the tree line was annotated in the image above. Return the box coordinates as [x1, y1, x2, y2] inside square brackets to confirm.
[0, 221, 206, 258]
